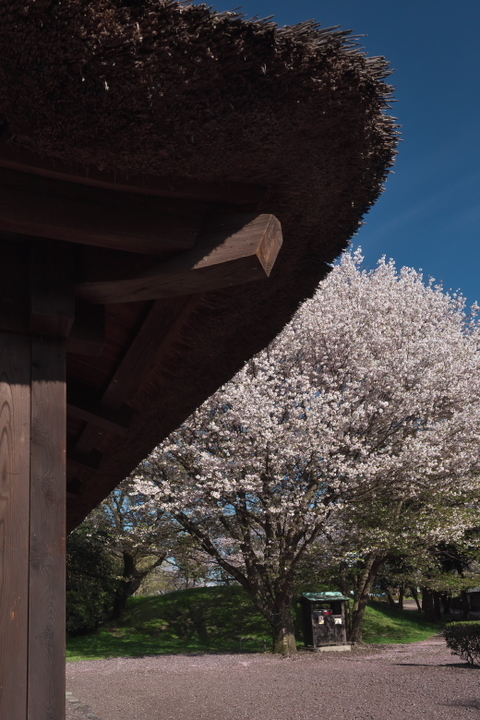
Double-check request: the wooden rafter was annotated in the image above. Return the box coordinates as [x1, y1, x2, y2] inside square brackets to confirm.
[66, 296, 200, 496]
[66, 303, 105, 357]
[0, 167, 202, 254]
[0, 141, 265, 205]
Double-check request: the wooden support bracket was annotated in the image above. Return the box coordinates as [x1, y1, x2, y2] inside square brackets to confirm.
[67, 383, 132, 437]
[75, 213, 283, 304]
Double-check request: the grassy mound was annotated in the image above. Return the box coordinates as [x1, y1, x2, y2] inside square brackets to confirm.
[67, 588, 442, 661]
[361, 600, 442, 644]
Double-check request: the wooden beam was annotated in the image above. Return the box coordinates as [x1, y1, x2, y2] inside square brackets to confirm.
[67, 449, 102, 474]
[103, 298, 199, 409]
[66, 478, 82, 501]
[0, 240, 30, 334]
[67, 383, 132, 437]
[0, 167, 200, 254]
[0, 140, 265, 205]
[67, 403, 129, 436]
[75, 214, 283, 304]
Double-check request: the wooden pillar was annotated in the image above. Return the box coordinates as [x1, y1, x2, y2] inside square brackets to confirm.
[0, 332, 66, 720]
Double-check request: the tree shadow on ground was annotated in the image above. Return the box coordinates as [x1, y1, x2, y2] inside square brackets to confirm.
[442, 699, 480, 709]
[392, 662, 479, 669]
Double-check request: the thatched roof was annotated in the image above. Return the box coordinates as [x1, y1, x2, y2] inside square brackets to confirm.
[0, 1, 397, 530]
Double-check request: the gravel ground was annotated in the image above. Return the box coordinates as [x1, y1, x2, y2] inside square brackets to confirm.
[66, 637, 480, 720]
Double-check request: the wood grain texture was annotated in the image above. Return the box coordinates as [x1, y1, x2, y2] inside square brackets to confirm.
[0, 333, 31, 719]
[101, 297, 198, 411]
[28, 338, 66, 720]
[75, 214, 283, 304]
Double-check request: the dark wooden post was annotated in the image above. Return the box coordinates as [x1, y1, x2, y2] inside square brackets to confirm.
[0, 237, 69, 720]
[0, 333, 66, 720]
[29, 337, 66, 719]
[0, 332, 31, 718]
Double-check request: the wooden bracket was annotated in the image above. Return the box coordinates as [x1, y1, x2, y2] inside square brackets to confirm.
[75, 213, 283, 304]
[67, 382, 132, 436]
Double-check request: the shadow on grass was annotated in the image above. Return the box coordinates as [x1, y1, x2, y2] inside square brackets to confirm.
[67, 586, 272, 661]
[67, 589, 449, 661]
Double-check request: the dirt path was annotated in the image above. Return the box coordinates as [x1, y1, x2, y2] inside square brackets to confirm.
[66, 637, 480, 720]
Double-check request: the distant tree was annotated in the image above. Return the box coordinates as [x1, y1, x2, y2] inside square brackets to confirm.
[86, 476, 176, 619]
[66, 523, 119, 634]
[137, 535, 218, 595]
[134, 251, 480, 652]
[329, 484, 480, 639]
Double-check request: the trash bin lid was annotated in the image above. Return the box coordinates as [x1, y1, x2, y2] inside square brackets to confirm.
[301, 592, 350, 602]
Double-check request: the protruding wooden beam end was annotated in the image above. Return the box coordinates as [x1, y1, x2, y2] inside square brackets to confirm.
[74, 213, 283, 305]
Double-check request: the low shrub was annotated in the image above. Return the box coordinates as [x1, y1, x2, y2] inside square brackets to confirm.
[444, 621, 480, 666]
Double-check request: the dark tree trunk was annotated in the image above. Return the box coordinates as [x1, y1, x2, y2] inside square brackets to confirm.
[441, 592, 450, 614]
[421, 588, 442, 623]
[460, 590, 470, 619]
[398, 585, 404, 610]
[337, 563, 350, 597]
[433, 591, 442, 622]
[350, 554, 386, 643]
[409, 586, 422, 611]
[421, 587, 431, 618]
[386, 590, 396, 607]
[272, 603, 297, 655]
[111, 552, 142, 620]
[110, 551, 165, 620]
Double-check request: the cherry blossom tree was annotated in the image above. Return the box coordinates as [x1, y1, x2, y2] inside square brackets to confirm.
[134, 250, 480, 652]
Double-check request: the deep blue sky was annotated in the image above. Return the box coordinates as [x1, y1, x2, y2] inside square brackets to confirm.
[195, 1, 480, 305]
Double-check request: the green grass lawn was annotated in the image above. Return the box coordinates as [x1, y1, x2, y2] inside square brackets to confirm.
[67, 587, 443, 661]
